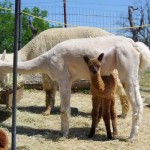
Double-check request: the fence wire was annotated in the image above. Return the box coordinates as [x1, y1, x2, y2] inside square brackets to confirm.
[1, 5, 150, 33]
[0, 4, 150, 92]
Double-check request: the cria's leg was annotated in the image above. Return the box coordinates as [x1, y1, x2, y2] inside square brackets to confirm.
[96, 100, 102, 127]
[89, 96, 101, 138]
[124, 80, 143, 142]
[42, 74, 58, 116]
[102, 100, 112, 139]
[110, 98, 118, 137]
[59, 79, 72, 137]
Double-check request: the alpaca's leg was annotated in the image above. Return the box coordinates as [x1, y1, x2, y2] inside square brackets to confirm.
[124, 80, 143, 141]
[110, 98, 118, 137]
[116, 49, 143, 141]
[118, 94, 129, 118]
[116, 82, 129, 118]
[42, 74, 58, 116]
[58, 78, 72, 137]
[42, 89, 56, 116]
[89, 96, 100, 138]
[113, 70, 129, 118]
[102, 100, 112, 139]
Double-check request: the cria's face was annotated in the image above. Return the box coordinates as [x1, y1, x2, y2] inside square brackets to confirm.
[88, 60, 101, 75]
[83, 53, 103, 75]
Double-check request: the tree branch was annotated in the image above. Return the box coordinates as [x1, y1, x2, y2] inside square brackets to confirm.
[138, 9, 144, 32]
[28, 18, 38, 38]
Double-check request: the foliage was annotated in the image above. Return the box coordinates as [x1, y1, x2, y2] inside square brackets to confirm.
[0, 0, 14, 53]
[0, 0, 62, 53]
[21, 7, 49, 47]
[117, 0, 150, 46]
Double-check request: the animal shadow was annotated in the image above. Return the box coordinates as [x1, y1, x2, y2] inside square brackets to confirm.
[1, 124, 126, 142]
[17, 106, 44, 114]
[1, 124, 62, 141]
[69, 127, 111, 141]
[17, 106, 79, 116]
[69, 127, 127, 142]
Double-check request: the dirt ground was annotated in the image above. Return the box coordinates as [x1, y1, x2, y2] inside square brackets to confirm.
[0, 89, 150, 150]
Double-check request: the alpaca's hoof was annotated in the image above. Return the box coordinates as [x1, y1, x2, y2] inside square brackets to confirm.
[108, 136, 113, 140]
[107, 132, 113, 140]
[88, 134, 93, 138]
[117, 113, 127, 119]
[125, 137, 136, 142]
[58, 132, 69, 139]
[42, 110, 51, 116]
[63, 135, 68, 139]
[112, 132, 118, 139]
[60, 132, 69, 139]
[112, 134, 118, 140]
[42, 107, 52, 116]
[42, 112, 50, 116]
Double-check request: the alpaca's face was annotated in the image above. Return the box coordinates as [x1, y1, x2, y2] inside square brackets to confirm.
[83, 53, 104, 75]
[86, 59, 101, 75]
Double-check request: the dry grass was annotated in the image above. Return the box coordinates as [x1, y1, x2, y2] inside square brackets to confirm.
[0, 88, 150, 150]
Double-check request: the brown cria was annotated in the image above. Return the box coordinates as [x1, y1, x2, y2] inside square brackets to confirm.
[0, 129, 9, 150]
[84, 54, 118, 140]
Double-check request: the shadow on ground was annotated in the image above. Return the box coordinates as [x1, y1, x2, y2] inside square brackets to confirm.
[0, 106, 12, 123]
[17, 106, 90, 117]
[1, 124, 126, 142]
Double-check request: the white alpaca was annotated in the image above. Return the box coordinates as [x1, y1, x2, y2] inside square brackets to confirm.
[0, 35, 150, 141]
[0, 27, 129, 117]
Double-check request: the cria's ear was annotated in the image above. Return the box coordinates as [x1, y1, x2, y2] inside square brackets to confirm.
[1, 50, 6, 61]
[83, 55, 90, 64]
[98, 53, 104, 62]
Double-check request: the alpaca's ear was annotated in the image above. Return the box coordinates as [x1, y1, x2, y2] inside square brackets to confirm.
[83, 55, 90, 64]
[98, 53, 104, 62]
[1, 50, 6, 61]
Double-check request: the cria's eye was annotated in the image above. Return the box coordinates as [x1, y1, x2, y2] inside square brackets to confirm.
[89, 65, 94, 69]
[94, 65, 100, 68]
[96, 64, 101, 68]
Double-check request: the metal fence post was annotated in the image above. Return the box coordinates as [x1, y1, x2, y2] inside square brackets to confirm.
[63, 0, 67, 27]
[12, 0, 20, 149]
[18, 0, 22, 50]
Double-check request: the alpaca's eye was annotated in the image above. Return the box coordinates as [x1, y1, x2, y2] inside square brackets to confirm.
[89, 65, 93, 69]
[97, 64, 101, 68]
[95, 64, 100, 68]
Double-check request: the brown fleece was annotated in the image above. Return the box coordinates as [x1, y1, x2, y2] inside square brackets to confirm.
[0, 129, 9, 150]
[84, 55, 118, 139]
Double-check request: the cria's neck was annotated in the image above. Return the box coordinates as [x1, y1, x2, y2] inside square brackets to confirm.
[91, 74, 105, 92]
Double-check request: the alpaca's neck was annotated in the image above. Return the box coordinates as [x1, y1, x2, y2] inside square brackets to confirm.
[91, 73, 105, 92]
[18, 39, 37, 61]
[18, 33, 49, 61]
[0, 55, 48, 75]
